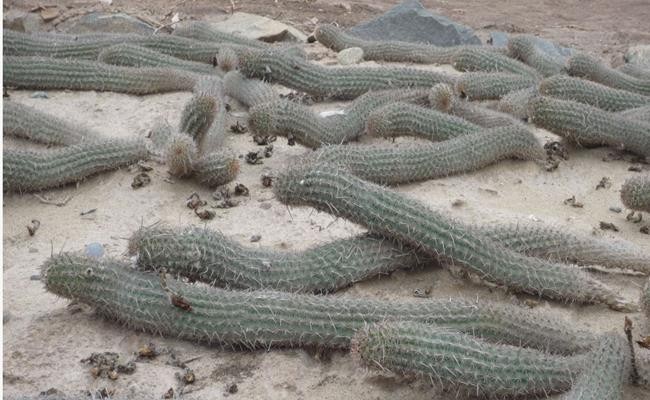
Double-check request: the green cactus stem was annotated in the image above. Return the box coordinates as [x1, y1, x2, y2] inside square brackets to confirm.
[455, 72, 539, 100]
[452, 47, 540, 78]
[621, 175, 650, 213]
[192, 149, 240, 188]
[222, 71, 278, 108]
[165, 133, 197, 178]
[618, 105, 650, 124]
[567, 53, 650, 96]
[507, 35, 566, 77]
[619, 63, 650, 80]
[179, 78, 222, 144]
[3, 102, 88, 146]
[172, 21, 268, 49]
[497, 86, 538, 120]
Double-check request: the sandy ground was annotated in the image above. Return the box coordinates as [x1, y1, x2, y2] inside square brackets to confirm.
[3, 1, 650, 399]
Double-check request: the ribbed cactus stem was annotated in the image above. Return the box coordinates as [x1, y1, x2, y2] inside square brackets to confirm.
[314, 125, 544, 184]
[165, 133, 197, 178]
[192, 149, 240, 188]
[539, 75, 650, 112]
[452, 47, 540, 78]
[215, 46, 240, 72]
[236, 47, 455, 99]
[42, 253, 595, 353]
[567, 53, 650, 96]
[497, 86, 538, 119]
[455, 72, 539, 100]
[4, 138, 149, 192]
[527, 96, 650, 157]
[3, 102, 88, 146]
[4, 56, 197, 94]
[619, 63, 650, 80]
[354, 322, 584, 397]
[507, 35, 566, 77]
[179, 78, 222, 145]
[172, 21, 268, 49]
[222, 71, 278, 108]
[274, 163, 634, 311]
[618, 105, 650, 123]
[621, 175, 650, 213]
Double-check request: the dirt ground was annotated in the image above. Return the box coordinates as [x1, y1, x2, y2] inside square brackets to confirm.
[3, 1, 650, 399]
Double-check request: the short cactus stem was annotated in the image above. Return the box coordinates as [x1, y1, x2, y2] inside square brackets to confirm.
[621, 175, 650, 213]
[619, 63, 650, 80]
[455, 72, 539, 100]
[567, 53, 650, 96]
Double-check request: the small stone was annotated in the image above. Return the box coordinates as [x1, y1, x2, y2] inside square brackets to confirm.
[30, 91, 48, 99]
[625, 45, 650, 67]
[337, 47, 364, 65]
[260, 202, 272, 210]
[3, 10, 45, 33]
[338, 3, 352, 13]
[609, 206, 622, 213]
[30, 275, 41, 281]
[85, 243, 104, 258]
[250, 235, 262, 243]
[641, 225, 649, 235]
[206, 12, 307, 42]
[40, 7, 60, 22]
[599, 221, 619, 232]
[451, 199, 465, 207]
[29, 247, 38, 253]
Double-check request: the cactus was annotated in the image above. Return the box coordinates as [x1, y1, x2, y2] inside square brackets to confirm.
[3, 102, 88, 146]
[215, 46, 240, 72]
[618, 105, 650, 123]
[172, 21, 268, 49]
[643, 278, 650, 319]
[274, 162, 634, 311]
[222, 71, 278, 108]
[165, 133, 197, 178]
[429, 83, 521, 127]
[236, 47, 456, 100]
[42, 253, 595, 353]
[497, 86, 538, 119]
[313, 24, 502, 64]
[130, 225, 425, 293]
[354, 321, 583, 397]
[527, 96, 650, 157]
[559, 333, 630, 400]
[192, 150, 240, 188]
[248, 88, 431, 148]
[452, 47, 540, 78]
[507, 35, 565, 77]
[179, 77, 222, 144]
[4, 56, 197, 95]
[619, 63, 650, 80]
[567, 53, 650, 96]
[313, 124, 544, 184]
[621, 175, 650, 213]
[4, 138, 149, 192]
[366, 101, 481, 141]
[539, 75, 650, 112]
[455, 72, 539, 100]
[97, 43, 222, 76]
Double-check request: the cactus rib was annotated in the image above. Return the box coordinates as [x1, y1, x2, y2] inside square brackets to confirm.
[567, 53, 650, 96]
[4, 138, 149, 192]
[4, 56, 197, 94]
[179, 78, 222, 144]
[222, 71, 278, 108]
[507, 35, 565, 77]
[452, 47, 540, 78]
[618, 105, 650, 123]
[497, 86, 538, 120]
[455, 72, 539, 100]
[527, 96, 650, 157]
[42, 253, 595, 353]
[3, 102, 88, 146]
[619, 63, 650, 80]
[354, 322, 584, 397]
[621, 175, 650, 213]
[192, 150, 240, 188]
[274, 162, 634, 311]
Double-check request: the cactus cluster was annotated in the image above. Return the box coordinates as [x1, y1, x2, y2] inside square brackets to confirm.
[621, 175, 650, 213]
[3, 102, 88, 146]
[452, 47, 540, 78]
[507, 35, 565, 77]
[568, 53, 650, 96]
[222, 71, 279, 108]
[455, 72, 539, 100]
[274, 162, 633, 310]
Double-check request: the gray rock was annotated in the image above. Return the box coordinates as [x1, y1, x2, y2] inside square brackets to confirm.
[3, 10, 45, 33]
[348, 0, 481, 46]
[59, 12, 154, 35]
[337, 47, 364, 65]
[210, 12, 307, 43]
[30, 91, 49, 99]
[487, 31, 509, 48]
[85, 242, 104, 258]
[625, 45, 650, 67]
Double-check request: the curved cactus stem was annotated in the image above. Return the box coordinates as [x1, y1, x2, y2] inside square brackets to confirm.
[3, 102, 89, 146]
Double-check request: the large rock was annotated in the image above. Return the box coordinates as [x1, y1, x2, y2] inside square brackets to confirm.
[209, 12, 307, 43]
[625, 45, 650, 67]
[58, 12, 155, 35]
[348, 0, 481, 46]
[3, 10, 45, 33]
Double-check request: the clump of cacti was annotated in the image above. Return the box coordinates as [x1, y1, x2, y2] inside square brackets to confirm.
[527, 96, 650, 157]
[567, 53, 650, 96]
[313, 124, 544, 184]
[539, 75, 650, 112]
[366, 101, 481, 141]
[222, 71, 278, 108]
[172, 21, 268, 49]
[455, 72, 539, 100]
[621, 175, 650, 213]
[274, 162, 634, 311]
[235, 47, 456, 99]
[618, 105, 650, 123]
[4, 138, 149, 192]
[497, 85, 538, 119]
[452, 47, 540, 78]
[42, 253, 595, 353]
[507, 35, 566, 77]
[3, 102, 89, 146]
[353, 321, 583, 397]
[4, 56, 197, 94]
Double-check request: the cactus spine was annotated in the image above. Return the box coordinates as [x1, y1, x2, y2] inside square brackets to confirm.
[42, 253, 595, 353]
[621, 175, 650, 213]
[274, 162, 634, 311]
[455, 72, 539, 100]
[179, 78, 222, 144]
[507, 35, 566, 77]
[3, 102, 88, 146]
[452, 47, 540, 78]
[567, 53, 650, 96]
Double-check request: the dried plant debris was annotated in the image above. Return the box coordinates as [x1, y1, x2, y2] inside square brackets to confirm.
[213, 187, 241, 208]
[245, 151, 264, 165]
[177, 368, 196, 384]
[131, 172, 151, 189]
[234, 184, 249, 196]
[629, 165, 643, 172]
[599, 221, 619, 232]
[194, 208, 216, 220]
[163, 388, 174, 399]
[81, 352, 135, 379]
[261, 172, 274, 187]
[230, 121, 248, 134]
[596, 177, 611, 190]
[186, 193, 207, 210]
[136, 343, 159, 359]
[250, 234, 261, 243]
[27, 219, 40, 236]
[254, 134, 277, 145]
[641, 225, 649, 234]
[264, 145, 274, 158]
[563, 196, 584, 208]
[627, 211, 643, 223]
[287, 133, 296, 146]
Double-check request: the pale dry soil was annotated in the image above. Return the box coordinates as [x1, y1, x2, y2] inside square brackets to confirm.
[3, 3, 650, 400]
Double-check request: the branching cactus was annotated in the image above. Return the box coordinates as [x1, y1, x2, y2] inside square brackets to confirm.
[497, 86, 538, 119]
[236, 47, 456, 99]
[539, 75, 650, 112]
[452, 47, 540, 78]
[527, 96, 650, 157]
[3, 102, 88, 146]
[42, 253, 595, 353]
[621, 175, 650, 213]
[274, 162, 635, 311]
[4, 138, 149, 192]
[353, 322, 584, 397]
[618, 105, 650, 123]
[222, 71, 278, 108]
[455, 72, 539, 100]
[4, 56, 197, 94]
[507, 35, 566, 77]
[567, 53, 650, 96]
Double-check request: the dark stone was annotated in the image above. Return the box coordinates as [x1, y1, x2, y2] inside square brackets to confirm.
[59, 12, 154, 35]
[487, 31, 509, 48]
[348, 0, 481, 46]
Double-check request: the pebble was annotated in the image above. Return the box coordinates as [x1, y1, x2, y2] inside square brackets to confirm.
[609, 206, 622, 213]
[250, 235, 262, 243]
[337, 47, 364, 65]
[30, 91, 48, 99]
[85, 242, 104, 258]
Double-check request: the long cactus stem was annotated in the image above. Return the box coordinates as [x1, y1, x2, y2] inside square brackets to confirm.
[313, 125, 544, 184]
[621, 175, 650, 213]
[4, 138, 149, 192]
[97, 43, 222, 76]
[354, 322, 584, 397]
[236, 47, 455, 100]
[497, 86, 538, 120]
[567, 53, 650, 96]
[527, 96, 650, 157]
[560, 333, 630, 400]
[172, 21, 268, 49]
[507, 35, 566, 77]
[452, 47, 540, 78]
[42, 253, 596, 353]
[313, 24, 499, 64]
[619, 63, 650, 80]
[130, 226, 426, 293]
[455, 72, 539, 100]
[539, 75, 650, 112]
[222, 71, 278, 108]
[3, 102, 88, 146]
[4, 56, 197, 94]
[618, 105, 650, 123]
[274, 162, 635, 311]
